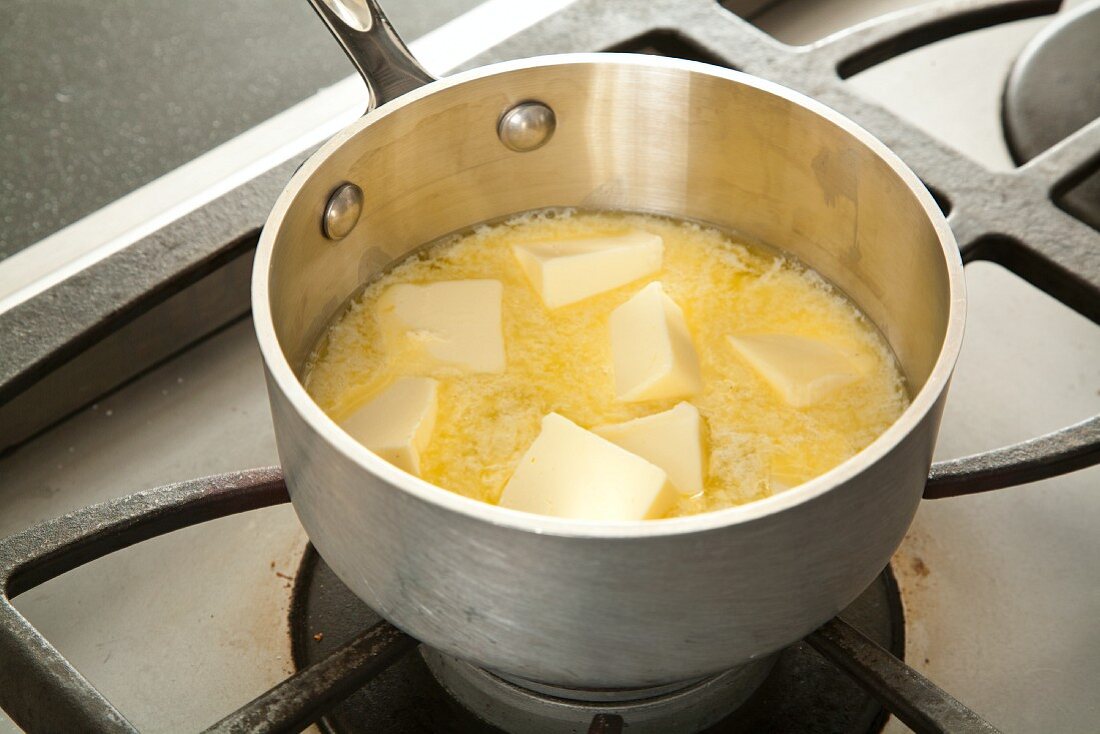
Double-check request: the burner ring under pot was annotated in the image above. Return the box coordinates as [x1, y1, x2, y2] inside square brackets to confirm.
[422, 648, 777, 734]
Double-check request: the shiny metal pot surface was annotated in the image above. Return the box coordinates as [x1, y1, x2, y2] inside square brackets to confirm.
[252, 0, 964, 688]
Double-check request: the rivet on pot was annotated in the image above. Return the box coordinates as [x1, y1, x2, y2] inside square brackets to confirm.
[322, 183, 364, 240]
[498, 101, 556, 152]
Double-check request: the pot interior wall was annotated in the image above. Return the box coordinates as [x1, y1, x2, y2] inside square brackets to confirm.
[265, 59, 951, 391]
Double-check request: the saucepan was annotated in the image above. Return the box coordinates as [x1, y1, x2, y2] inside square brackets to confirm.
[251, 0, 1091, 691]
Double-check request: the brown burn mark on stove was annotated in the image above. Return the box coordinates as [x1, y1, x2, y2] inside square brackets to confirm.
[890, 527, 943, 671]
[892, 550, 933, 599]
[273, 568, 294, 591]
[890, 528, 939, 625]
[910, 556, 930, 578]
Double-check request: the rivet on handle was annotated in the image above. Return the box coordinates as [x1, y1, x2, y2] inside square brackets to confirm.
[323, 183, 364, 240]
[498, 101, 557, 152]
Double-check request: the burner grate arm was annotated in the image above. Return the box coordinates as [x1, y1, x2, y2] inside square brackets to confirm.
[1022, 116, 1100, 195]
[808, 617, 1003, 734]
[202, 621, 416, 734]
[0, 468, 288, 734]
[806, 0, 1062, 78]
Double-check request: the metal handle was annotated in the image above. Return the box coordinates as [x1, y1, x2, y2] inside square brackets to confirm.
[924, 414, 1100, 498]
[306, 0, 435, 111]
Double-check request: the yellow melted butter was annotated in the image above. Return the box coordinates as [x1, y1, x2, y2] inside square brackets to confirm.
[304, 210, 909, 517]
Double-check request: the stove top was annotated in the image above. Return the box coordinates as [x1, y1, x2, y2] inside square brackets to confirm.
[1, 0, 1098, 732]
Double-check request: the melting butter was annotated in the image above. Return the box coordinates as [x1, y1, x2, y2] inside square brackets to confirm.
[499, 413, 677, 521]
[610, 281, 703, 403]
[305, 210, 909, 517]
[340, 376, 439, 475]
[727, 333, 861, 408]
[512, 229, 663, 309]
[594, 402, 705, 496]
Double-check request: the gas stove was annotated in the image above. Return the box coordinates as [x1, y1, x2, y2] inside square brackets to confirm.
[1, 0, 1098, 732]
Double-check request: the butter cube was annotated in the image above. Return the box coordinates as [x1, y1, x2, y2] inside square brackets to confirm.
[593, 402, 705, 496]
[610, 282, 702, 402]
[499, 413, 676, 521]
[341, 377, 439, 475]
[377, 280, 505, 373]
[512, 230, 663, 309]
[727, 334, 859, 407]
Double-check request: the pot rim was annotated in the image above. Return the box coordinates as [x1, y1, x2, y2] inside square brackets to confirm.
[252, 52, 966, 539]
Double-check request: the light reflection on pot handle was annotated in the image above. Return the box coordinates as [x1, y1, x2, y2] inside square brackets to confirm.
[924, 414, 1100, 498]
[306, 0, 435, 112]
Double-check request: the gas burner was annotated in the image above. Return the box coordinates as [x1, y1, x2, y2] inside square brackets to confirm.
[290, 546, 904, 733]
[1003, 1, 1100, 231]
[421, 652, 776, 734]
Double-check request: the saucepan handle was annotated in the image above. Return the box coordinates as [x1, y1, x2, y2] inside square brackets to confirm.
[924, 414, 1100, 498]
[306, 0, 436, 111]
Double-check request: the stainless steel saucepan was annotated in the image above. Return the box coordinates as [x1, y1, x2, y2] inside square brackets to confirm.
[250, 0, 1087, 691]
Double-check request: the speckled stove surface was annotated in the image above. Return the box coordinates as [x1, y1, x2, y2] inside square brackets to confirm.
[0, 0, 482, 258]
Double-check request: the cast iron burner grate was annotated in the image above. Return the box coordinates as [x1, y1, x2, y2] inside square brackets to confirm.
[0, 470, 992, 734]
[1, 0, 1099, 732]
